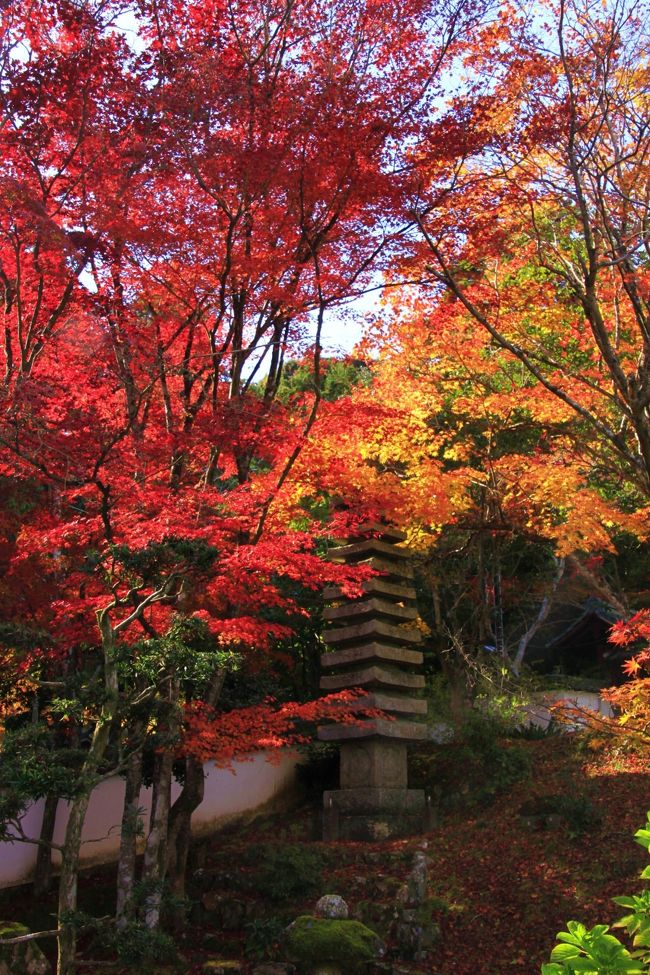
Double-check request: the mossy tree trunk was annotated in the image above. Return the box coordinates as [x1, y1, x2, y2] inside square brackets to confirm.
[141, 676, 181, 931]
[56, 608, 119, 975]
[115, 721, 146, 930]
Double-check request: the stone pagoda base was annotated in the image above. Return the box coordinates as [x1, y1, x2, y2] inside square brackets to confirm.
[323, 787, 426, 841]
[321, 731, 427, 840]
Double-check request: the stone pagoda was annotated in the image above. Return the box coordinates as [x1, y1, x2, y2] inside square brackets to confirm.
[319, 524, 428, 841]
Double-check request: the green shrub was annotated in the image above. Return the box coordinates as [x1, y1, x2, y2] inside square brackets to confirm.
[519, 794, 602, 838]
[105, 922, 177, 968]
[411, 710, 531, 806]
[509, 720, 564, 740]
[542, 811, 650, 975]
[555, 795, 602, 838]
[244, 917, 287, 960]
[252, 845, 325, 901]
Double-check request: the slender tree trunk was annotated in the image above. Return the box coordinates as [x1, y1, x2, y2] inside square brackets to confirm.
[166, 755, 204, 931]
[512, 558, 565, 675]
[141, 751, 173, 931]
[57, 690, 117, 971]
[141, 677, 180, 931]
[115, 730, 145, 930]
[56, 608, 119, 975]
[165, 667, 225, 930]
[493, 563, 505, 656]
[33, 794, 58, 897]
[57, 791, 92, 975]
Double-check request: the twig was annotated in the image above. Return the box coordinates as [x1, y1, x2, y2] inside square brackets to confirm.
[0, 928, 60, 945]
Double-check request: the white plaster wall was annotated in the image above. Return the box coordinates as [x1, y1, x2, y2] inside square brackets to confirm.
[524, 689, 614, 729]
[0, 749, 301, 888]
[0, 800, 45, 887]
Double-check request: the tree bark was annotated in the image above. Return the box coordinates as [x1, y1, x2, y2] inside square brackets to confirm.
[141, 677, 180, 931]
[165, 755, 204, 931]
[115, 730, 145, 930]
[165, 666, 225, 930]
[33, 794, 58, 898]
[57, 791, 92, 975]
[57, 635, 118, 975]
[512, 558, 565, 675]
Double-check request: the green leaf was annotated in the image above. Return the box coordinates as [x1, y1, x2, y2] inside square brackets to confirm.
[634, 829, 650, 850]
[564, 958, 597, 972]
[558, 924, 587, 946]
[613, 916, 635, 931]
[551, 944, 582, 961]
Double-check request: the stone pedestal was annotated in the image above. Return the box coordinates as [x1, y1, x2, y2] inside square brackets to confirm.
[340, 739, 407, 789]
[319, 524, 427, 841]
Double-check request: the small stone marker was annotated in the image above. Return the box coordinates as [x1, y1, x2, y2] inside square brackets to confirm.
[314, 894, 349, 919]
[394, 844, 440, 961]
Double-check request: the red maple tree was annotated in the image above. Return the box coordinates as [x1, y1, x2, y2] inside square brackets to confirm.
[0, 0, 487, 971]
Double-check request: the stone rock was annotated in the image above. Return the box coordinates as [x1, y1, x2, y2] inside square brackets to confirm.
[395, 919, 420, 958]
[419, 919, 440, 950]
[251, 965, 295, 975]
[394, 901, 440, 961]
[285, 916, 385, 975]
[314, 895, 349, 919]
[202, 961, 244, 974]
[395, 884, 409, 907]
[427, 721, 454, 743]
[0, 923, 51, 975]
[407, 851, 428, 906]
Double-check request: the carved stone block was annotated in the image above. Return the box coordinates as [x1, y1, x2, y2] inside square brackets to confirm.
[339, 739, 408, 790]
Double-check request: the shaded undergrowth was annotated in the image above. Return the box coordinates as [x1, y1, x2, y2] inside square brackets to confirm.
[1, 733, 649, 975]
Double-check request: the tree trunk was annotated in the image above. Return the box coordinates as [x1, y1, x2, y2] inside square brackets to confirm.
[57, 795, 89, 975]
[115, 733, 145, 930]
[165, 666, 225, 930]
[141, 751, 173, 931]
[141, 677, 180, 931]
[33, 794, 58, 898]
[165, 756, 204, 931]
[512, 558, 565, 675]
[56, 608, 119, 975]
[56, 693, 116, 974]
